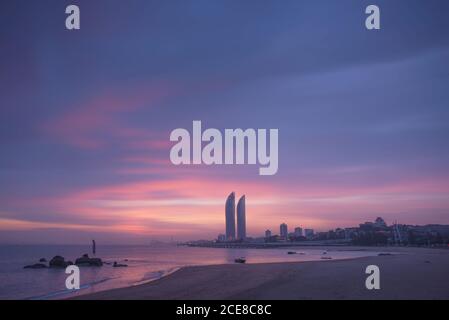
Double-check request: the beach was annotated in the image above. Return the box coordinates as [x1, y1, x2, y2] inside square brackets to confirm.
[0, 244, 380, 299]
[75, 246, 449, 300]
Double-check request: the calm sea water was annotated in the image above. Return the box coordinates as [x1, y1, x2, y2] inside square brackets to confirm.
[0, 244, 378, 299]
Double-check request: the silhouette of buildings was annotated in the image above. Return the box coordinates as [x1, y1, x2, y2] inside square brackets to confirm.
[224, 192, 247, 242]
[219, 196, 449, 246]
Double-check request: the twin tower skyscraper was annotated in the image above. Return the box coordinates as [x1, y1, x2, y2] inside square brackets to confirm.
[225, 192, 246, 241]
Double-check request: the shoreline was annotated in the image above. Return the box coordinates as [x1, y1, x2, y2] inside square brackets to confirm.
[66, 246, 375, 299]
[73, 246, 449, 300]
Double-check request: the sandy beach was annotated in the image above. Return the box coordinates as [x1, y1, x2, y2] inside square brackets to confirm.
[75, 246, 449, 300]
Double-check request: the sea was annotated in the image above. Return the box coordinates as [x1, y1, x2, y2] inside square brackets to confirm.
[0, 244, 379, 300]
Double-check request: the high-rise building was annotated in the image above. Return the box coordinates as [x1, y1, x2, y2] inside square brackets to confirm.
[294, 227, 303, 237]
[265, 230, 272, 238]
[280, 223, 288, 239]
[225, 192, 236, 240]
[237, 195, 246, 240]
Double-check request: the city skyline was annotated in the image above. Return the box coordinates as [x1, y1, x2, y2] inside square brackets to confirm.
[220, 214, 448, 245]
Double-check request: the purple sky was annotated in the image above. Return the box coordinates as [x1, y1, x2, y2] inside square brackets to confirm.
[1, 0, 449, 244]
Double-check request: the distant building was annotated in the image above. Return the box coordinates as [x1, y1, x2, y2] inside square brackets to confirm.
[265, 229, 272, 238]
[294, 227, 303, 237]
[265, 234, 279, 243]
[237, 195, 246, 240]
[280, 223, 288, 239]
[360, 217, 388, 232]
[305, 229, 314, 239]
[344, 227, 358, 240]
[359, 221, 375, 231]
[217, 234, 226, 242]
[225, 192, 236, 240]
[374, 217, 387, 228]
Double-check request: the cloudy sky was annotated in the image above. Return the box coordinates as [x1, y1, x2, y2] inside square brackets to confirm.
[1, 0, 449, 244]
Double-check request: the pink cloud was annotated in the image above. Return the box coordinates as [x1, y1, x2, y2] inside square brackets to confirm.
[41, 83, 176, 149]
[2, 159, 449, 239]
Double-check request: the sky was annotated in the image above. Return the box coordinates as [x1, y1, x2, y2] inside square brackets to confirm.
[1, 0, 449, 244]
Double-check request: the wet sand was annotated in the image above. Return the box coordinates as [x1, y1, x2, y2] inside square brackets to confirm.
[75, 246, 449, 300]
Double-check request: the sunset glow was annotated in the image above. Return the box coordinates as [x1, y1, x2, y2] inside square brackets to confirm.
[1, 0, 449, 244]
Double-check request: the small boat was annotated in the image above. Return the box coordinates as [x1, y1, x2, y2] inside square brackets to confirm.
[234, 258, 246, 264]
[287, 251, 297, 255]
[321, 257, 332, 260]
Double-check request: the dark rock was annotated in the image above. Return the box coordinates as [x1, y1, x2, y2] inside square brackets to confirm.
[113, 261, 128, 268]
[75, 254, 89, 265]
[89, 258, 103, 266]
[75, 255, 103, 267]
[24, 263, 47, 269]
[74, 256, 90, 266]
[39, 258, 47, 263]
[49, 255, 68, 268]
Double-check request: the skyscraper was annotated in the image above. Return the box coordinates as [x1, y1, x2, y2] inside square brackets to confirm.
[225, 192, 236, 240]
[280, 223, 288, 239]
[237, 195, 246, 240]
